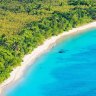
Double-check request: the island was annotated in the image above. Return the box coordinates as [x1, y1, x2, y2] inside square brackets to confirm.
[0, 0, 96, 95]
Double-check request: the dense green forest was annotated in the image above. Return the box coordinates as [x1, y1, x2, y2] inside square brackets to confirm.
[0, 0, 96, 83]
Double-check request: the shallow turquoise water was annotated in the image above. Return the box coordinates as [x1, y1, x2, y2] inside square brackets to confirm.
[6, 28, 96, 96]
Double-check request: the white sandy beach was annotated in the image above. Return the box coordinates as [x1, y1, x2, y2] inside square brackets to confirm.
[0, 21, 96, 96]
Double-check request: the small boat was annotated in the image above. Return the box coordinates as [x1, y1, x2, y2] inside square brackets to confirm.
[58, 49, 68, 53]
[58, 49, 64, 53]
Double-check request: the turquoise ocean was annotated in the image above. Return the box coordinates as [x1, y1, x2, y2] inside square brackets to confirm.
[6, 28, 96, 96]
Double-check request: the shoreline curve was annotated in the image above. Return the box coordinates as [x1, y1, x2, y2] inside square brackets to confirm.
[0, 21, 96, 96]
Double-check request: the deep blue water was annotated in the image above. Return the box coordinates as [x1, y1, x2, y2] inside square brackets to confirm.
[6, 28, 96, 96]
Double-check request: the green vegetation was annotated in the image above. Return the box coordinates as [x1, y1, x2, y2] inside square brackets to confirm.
[0, 0, 96, 83]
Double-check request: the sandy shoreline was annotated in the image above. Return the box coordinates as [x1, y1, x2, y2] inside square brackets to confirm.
[0, 21, 96, 96]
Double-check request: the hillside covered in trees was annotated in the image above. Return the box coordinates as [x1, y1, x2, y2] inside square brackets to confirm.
[0, 0, 96, 83]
